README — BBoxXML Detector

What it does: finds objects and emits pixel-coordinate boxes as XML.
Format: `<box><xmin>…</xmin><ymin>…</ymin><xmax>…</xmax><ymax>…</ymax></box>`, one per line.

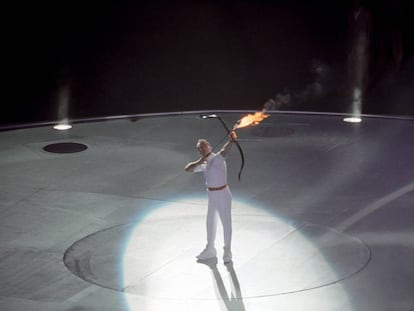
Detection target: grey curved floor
<box><xmin>1</xmin><ymin>112</ymin><xmax>413</xmax><ymax>311</ymax></box>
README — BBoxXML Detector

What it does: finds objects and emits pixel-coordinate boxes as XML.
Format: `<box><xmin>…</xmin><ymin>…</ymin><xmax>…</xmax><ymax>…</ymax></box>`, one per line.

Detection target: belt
<box><xmin>207</xmin><ymin>185</ymin><xmax>227</xmax><ymax>191</ymax></box>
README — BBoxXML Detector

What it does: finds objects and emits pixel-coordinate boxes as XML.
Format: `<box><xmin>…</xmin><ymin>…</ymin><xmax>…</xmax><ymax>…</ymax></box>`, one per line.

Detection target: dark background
<box><xmin>4</xmin><ymin>0</ymin><xmax>414</xmax><ymax>126</ymax></box>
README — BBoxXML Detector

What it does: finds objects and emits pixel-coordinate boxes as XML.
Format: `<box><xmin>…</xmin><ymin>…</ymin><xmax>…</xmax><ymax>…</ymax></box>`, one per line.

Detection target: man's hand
<box><xmin>230</xmin><ymin>131</ymin><xmax>238</xmax><ymax>141</ymax></box>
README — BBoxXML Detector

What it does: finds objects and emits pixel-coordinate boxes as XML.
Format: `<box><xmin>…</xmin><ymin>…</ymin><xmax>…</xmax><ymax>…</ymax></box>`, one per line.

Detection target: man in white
<box><xmin>184</xmin><ymin>132</ymin><xmax>236</xmax><ymax>263</ymax></box>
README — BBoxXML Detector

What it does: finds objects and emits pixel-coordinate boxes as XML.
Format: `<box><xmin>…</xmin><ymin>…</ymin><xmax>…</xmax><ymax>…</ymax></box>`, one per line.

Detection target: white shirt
<box><xmin>194</xmin><ymin>152</ymin><xmax>227</xmax><ymax>187</ymax></box>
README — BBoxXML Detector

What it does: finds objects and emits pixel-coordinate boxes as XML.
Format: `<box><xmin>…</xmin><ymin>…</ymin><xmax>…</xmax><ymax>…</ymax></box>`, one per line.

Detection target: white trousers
<box><xmin>206</xmin><ymin>187</ymin><xmax>232</xmax><ymax>250</ymax></box>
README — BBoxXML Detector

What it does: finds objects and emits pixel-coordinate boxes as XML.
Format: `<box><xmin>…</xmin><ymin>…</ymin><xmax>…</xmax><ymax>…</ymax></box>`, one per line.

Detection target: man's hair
<box><xmin>197</xmin><ymin>139</ymin><xmax>210</xmax><ymax>148</ymax></box>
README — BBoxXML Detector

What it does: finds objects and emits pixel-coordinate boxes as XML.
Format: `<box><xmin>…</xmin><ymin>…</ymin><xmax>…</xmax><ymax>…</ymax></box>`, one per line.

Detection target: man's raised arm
<box><xmin>219</xmin><ymin>131</ymin><xmax>237</xmax><ymax>158</ymax></box>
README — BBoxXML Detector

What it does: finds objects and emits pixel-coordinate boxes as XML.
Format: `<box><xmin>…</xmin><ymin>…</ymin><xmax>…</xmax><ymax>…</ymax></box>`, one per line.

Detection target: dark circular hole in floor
<box><xmin>251</xmin><ymin>125</ymin><xmax>295</xmax><ymax>137</ymax></box>
<box><xmin>43</xmin><ymin>142</ymin><xmax>88</xmax><ymax>154</ymax></box>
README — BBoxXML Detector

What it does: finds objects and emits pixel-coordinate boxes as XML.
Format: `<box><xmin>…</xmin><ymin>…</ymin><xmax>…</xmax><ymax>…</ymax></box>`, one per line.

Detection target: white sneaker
<box><xmin>223</xmin><ymin>248</ymin><xmax>232</xmax><ymax>263</ymax></box>
<box><xmin>196</xmin><ymin>247</ymin><xmax>217</xmax><ymax>260</ymax></box>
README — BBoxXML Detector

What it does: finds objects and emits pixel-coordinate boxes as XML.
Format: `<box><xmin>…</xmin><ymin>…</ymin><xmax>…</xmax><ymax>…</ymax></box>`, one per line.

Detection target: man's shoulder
<box><xmin>213</xmin><ymin>153</ymin><xmax>226</xmax><ymax>162</ymax></box>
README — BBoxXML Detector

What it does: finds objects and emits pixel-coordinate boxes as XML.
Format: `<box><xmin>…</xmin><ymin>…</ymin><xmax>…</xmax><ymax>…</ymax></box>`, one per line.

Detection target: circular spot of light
<box><xmin>63</xmin><ymin>197</ymin><xmax>370</xmax><ymax>310</ymax></box>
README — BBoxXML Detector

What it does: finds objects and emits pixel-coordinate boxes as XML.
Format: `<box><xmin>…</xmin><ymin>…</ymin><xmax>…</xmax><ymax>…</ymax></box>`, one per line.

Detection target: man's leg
<box><xmin>206</xmin><ymin>195</ymin><xmax>218</xmax><ymax>248</ymax></box>
<box><xmin>216</xmin><ymin>188</ymin><xmax>232</xmax><ymax>262</ymax></box>
<box><xmin>197</xmin><ymin>193</ymin><xmax>217</xmax><ymax>259</ymax></box>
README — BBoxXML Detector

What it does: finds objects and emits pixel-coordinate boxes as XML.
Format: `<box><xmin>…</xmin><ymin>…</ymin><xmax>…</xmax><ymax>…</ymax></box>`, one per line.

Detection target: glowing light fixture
<box><xmin>54</xmin><ymin>83</ymin><xmax>71</xmax><ymax>131</ymax></box>
<box><xmin>344</xmin><ymin>87</ymin><xmax>363</xmax><ymax>123</ymax></box>
<box><xmin>343</xmin><ymin>117</ymin><xmax>362</xmax><ymax>123</ymax></box>
<box><xmin>53</xmin><ymin>119</ymin><xmax>72</xmax><ymax>130</ymax></box>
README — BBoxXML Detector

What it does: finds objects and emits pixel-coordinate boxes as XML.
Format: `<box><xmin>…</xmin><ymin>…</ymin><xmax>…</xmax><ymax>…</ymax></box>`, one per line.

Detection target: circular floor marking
<box><xmin>43</xmin><ymin>142</ymin><xmax>88</xmax><ymax>154</ymax></box>
<box><xmin>64</xmin><ymin>206</ymin><xmax>370</xmax><ymax>300</ymax></box>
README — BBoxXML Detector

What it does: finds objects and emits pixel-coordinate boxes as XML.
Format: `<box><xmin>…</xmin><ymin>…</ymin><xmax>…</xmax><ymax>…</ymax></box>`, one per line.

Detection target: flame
<box><xmin>234</xmin><ymin>111</ymin><xmax>269</xmax><ymax>129</ymax></box>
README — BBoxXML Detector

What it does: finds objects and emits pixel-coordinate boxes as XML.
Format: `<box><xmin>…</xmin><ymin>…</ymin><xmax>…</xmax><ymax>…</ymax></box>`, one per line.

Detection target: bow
<box><xmin>201</xmin><ymin>114</ymin><xmax>245</xmax><ymax>182</ymax></box>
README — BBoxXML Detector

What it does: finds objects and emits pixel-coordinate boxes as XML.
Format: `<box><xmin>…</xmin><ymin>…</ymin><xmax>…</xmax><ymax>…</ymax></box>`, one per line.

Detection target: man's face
<box><xmin>197</xmin><ymin>141</ymin><xmax>211</xmax><ymax>157</ymax></box>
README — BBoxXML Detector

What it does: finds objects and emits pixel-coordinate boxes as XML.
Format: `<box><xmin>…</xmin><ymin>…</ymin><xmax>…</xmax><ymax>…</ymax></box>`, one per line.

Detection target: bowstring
<box><xmin>211</xmin><ymin>132</ymin><xmax>229</xmax><ymax>153</ymax></box>
<box><xmin>198</xmin><ymin>117</ymin><xmax>229</xmax><ymax>153</ymax></box>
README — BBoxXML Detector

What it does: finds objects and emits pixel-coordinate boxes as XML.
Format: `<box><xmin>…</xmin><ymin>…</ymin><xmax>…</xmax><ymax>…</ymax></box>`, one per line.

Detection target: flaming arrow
<box><xmin>201</xmin><ymin>114</ymin><xmax>245</xmax><ymax>181</ymax></box>
<box><xmin>201</xmin><ymin>111</ymin><xmax>269</xmax><ymax>181</ymax></box>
